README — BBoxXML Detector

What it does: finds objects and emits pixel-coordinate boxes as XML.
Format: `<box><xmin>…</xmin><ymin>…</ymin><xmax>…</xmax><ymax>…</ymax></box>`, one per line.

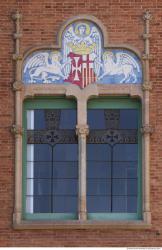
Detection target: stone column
<box><xmin>142</xmin><ymin>10</ymin><xmax>153</xmax><ymax>224</ymax></box>
<box><xmin>76</xmin><ymin>125</ymin><xmax>89</xmax><ymax>220</ymax></box>
<box><xmin>12</xmin><ymin>11</ymin><xmax>23</xmax><ymax>225</ymax></box>
<box><xmin>66</xmin><ymin>84</ymin><xmax>98</xmax><ymax>220</ymax></box>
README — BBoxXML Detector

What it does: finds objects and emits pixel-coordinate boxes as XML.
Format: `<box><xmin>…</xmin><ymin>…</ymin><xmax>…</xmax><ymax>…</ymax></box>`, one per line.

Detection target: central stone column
<box><xmin>76</xmin><ymin>125</ymin><xmax>89</xmax><ymax>220</ymax></box>
<box><xmin>66</xmin><ymin>84</ymin><xmax>98</xmax><ymax>220</ymax></box>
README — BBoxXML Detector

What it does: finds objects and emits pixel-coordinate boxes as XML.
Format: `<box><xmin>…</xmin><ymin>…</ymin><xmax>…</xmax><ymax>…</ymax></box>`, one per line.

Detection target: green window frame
<box><xmin>22</xmin><ymin>97</ymin><xmax>78</xmax><ymax>221</ymax></box>
<box><xmin>87</xmin><ymin>97</ymin><xmax>142</xmax><ymax>221</ymax></box>
<box><xmin>22</xmin><ymin>97</ymin><xmax>142</xmax><ymax>221</ymax></box>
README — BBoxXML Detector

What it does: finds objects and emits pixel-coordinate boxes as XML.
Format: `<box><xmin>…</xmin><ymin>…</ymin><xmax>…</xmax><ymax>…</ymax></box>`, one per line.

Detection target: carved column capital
<box><xmin>141</xmin><ymin>124</ymin><xmax>154</xmax><ymax>134</ymax></box>
<box><xmin>12</xmin><ymin>11</ymin><xmax>22</xmax><ymax>20</ymax></box>
<box><xmin>142</xmin><ymin>33</ymin><xmax>152</xmax><ymax>40</ymax></box>
<box><xmin>11</xmin><ymin>124</ymin><xmax>24</xmax><ymax>136</ymax></box>
<box><xmin>12</xmin><ymin>53</ymin><xmax>23</xmax><ymax>61</ymax></box>
<box><xmin>142</xmin><ymin>53</ymin><xmax>153</xmax><ymax>61</ymax></box>
<box><xmin>13</xmin><ymin>33</ymin><xmax>22</xmax><ymax>39</ymax></box>
<box><xmin>76</xmin><ymin>125</ymin><xmax>89</xmax><ymax>137</ymax></box>
<box><xmin>13</xmin><ymin>81</ymin><xmax>23</xmax><ymax>91</ymax></box>
<box><xmin>143</xmin><ymin>10</ymin><xmax>152</xmax><ymax>21</ymax></box>
<box><xmin>142</xmin><ymin>82</ymin><xmax>152</xmax><ymax>91</ymax></box>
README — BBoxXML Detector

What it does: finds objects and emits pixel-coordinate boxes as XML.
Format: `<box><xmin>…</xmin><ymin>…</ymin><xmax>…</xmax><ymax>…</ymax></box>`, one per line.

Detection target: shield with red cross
<box><xmin>66</xmin><ymin>52</ymin><xmax>97</xmax><ymax>88</ymax></box>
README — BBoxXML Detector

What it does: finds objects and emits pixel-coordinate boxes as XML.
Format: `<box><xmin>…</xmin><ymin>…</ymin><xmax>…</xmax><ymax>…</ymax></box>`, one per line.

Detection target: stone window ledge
<box><xmin>13</xmin><ymin>219</ymin><xmax>151</xmax><ymax>230</ymax></box>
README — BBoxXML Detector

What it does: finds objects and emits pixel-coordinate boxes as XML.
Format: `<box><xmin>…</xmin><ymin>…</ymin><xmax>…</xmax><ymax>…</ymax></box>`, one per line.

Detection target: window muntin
<box><xmin>87</xmin><ymin>102</ymin><xmax>141</xmax><ymax>219</ymax></box>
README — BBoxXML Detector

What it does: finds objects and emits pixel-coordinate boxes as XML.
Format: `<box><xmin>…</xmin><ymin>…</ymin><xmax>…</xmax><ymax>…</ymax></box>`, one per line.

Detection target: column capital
<box><xmin>141</xmin><ymin>124</ymin><xmax>154</xmax><ymax>134</ymax></box>
<box><xmin>12</xmin><ymin>53</ymin><xmax>23</xmax><ymax>61</ymax></box>
<box><xmin>142</xmin><ymin>82</ymin><xmax>152</xmax><ymax>91</ymax></box>
<box><xmin>13</xmin><ymin>33</ymin><xmax>22</xmax><ymax>39</ymax></box>
<box><xmin>143</xmin><ymin>10</ymin><xmax>152</xmax><ymax>21</ymax></box>
<box><xmin>12</xmin><ymin>11</ymin><xmax>22</xmax><ymax>21</ymax></box>
<box><xmin>142</xmin><ymin>53</ymin><xmax>153</xmax><ymax>61</ymax></box>
<box><xmin>76</xmin><ymin>125</ymin><xmax>89</xmax><ymax>136</ymax></box>
<box><xmin>13</xmin><ymin>81</ymin><xmax>23</xmax><ymax>91</ymax></box>
<box><xmin>11</xmin><ymin>124</ymin><xmax>24</xmax><ymax>136</ymax></box>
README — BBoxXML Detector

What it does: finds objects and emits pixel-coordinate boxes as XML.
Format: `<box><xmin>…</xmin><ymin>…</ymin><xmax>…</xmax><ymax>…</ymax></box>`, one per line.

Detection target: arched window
<box><xmin>12</xmin><ymin>14</ymin><xmax>152</xmax><ymax>229</ymax></box>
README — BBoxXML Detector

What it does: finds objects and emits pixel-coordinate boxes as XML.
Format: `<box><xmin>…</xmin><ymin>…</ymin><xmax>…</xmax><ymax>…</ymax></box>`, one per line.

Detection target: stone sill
<box><xmin>13</xmin><ymin>220</ymin><xmax>152</xmax><ymax>230</ymax></box>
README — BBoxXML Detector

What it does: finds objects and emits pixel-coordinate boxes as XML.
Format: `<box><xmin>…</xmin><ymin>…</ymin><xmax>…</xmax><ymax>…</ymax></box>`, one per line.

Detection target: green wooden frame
<box><xmin>22</xmin><ymin>97</ymin><xmax>77</xmax><ymax>220</ymax></box>
<box><xmin>22</xmin><ymin>97</ymin><xmax>142</xmax><ymax>221</ymax></box>
<box><xmin>87</xmin><ymin>97</ymin><xmax>142</xmax><ymax>220</ymax></box>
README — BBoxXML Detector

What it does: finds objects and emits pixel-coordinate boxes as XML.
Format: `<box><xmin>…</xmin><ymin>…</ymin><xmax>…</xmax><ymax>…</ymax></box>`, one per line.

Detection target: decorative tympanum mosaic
<box><xmin>23</xmin><ymin>21</ymin><xmax>142</xmax><ymax>88</ymax></box>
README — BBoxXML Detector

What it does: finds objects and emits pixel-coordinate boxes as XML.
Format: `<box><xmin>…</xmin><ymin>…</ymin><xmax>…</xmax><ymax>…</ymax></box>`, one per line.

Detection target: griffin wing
<box><xmin>116</xmin><ymin>52</ymin><xmax>140</xmax><ymax>72</ymax></box>
<box><xmin>89</xmin><ymin>26</ymin><xmax>102</xmax><ymax>77</ymax></box>
<box><xmin>24</xmin><ymin>52</ymin><xmax>49</xmax><ymax>73</ymax></box>
<box><xmin>62</xmin><ymin>26</ymin><xmax>77</xmax><ymax>77</ymax></box>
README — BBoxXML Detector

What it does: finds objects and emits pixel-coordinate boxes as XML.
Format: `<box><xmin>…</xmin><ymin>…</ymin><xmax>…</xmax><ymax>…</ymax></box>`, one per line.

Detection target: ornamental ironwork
<box><xmin>87</xmin><ymin>110</ymin><xmax>138</xmax><ymax>146</ymax></box>
<box><xmin>27</xmin><ymin>110</ymin><xmax>77</xmax><ymax>146</ymax></box>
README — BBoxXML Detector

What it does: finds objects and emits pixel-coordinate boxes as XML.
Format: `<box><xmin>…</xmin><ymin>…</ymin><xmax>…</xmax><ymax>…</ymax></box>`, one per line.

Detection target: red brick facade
<box><xmin>0</xmin><ymin>0</ymin><xmax>162</xmax><ymax>246</ymax></box>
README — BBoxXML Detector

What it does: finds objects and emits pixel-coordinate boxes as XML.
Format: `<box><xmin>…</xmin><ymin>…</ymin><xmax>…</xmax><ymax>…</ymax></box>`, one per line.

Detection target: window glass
<box><xmin>87</xmin><ymin>109</ymin><xmax>139</xmax><ymax>213</ymax></box>
<box><xmin>26</xmin><ymin>109</ymin><xmax>77</xmax><ymax>214</ymax></box>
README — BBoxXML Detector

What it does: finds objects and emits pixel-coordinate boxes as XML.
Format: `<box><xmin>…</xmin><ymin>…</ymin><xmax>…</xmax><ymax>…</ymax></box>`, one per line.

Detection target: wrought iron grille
<box><xmin>87</xmin><ymin>109</ymin><xmax>138</xmax><ymax>146</ymax></box>
<box><xmin>27</xmin><ymin>110</ymin><xmax>77</xmax><ymax>146</ymax></box>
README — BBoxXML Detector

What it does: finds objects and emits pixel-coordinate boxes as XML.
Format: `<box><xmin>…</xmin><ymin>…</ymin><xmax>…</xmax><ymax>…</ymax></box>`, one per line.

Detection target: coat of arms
<box><xmin>62</xmin><ymin>22</ymin><xmax>102</xmax><ymax>88</ymax></box>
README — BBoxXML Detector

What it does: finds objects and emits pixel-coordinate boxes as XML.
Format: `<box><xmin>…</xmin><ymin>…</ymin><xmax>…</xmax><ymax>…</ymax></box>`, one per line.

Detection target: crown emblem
<box><xmin>68</xmin><ymin>41</ymin><xmax>96</xmax><ymax>55</ymax></box>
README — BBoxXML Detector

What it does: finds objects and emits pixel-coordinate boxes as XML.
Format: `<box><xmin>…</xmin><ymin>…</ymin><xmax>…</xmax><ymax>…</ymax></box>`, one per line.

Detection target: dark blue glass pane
<box><xmin>34</xmin><ymin>179</ymin><xmax>51</xmax><ymax>195</ymax></box>
<box><xmin>53</xmin><ymin>196</ymin><xmax>77</xmax><ymax>213</ymax></box>
<box><xmin>34</xmin><ymin>196</ymin><xmax>51</xmax><ymax>213</ymax></box>
<box><xmin>113</xmin><ymin>179</ymin><xmax>137</xmax><ymax>196</ymax></box>
<box><xmin>113</xmin><ymin>179</ymin><xmax>127</xmax><ymax>196</ymax></box>
<box><xmin>34</xmin><ymin>109</ymin><xmax>76</xmax><ymax>130</ymax></box>
<box><xmin>33</xmin><ymin>162</ymin><xmax>52</xmax><ymax>178</ymax></box>
<box><xmin>88</xmin><ymin>110</ymin><xmax>105</xmax><ymax>129</ymax></box>
<box><xmin>53</xmin><ymin>144</ymin><xmax>78</xmax><ymax>161</ymax></box>
<box><xmin>34</xmin><ymin>110</ymin><xmax>46</xmax><ymax>129</ymax></box>
<box><xmin>87</xmin><ymin>179</ymin><xmax>111</xmax><ymax>195</ymax></box>
<box><xmin>53</xmin><ymin>179</ymin><xmax>78</xmax><ymax>195</ymax></box>
<box><xmin>114</xmin><ymin>144</ymin><xmax>138</xmax><ymax>161</ymax></box>
<box><xmin>112</xmin><ymin>196</ymin><xmax>137</xmax><ymax>213</ymax></box>
<box><xmin>53</xmin><ymin>162</ymin><xmax>78</xmax><ymax>178</ymax></box>
<box><xmin>87</xmin><ymin>162</ymin><xmax>111</xmax><ymax>178</ymax></box>
<box><xmin>112</xmin><ymin>196</ymin><xmax>127</xmax><ymax>212</ymax></box>
<box><xmin>34</xmin><ymin>144</ymin><xmax>52</xmax><ymax>161</ymax></box>
<box><xmin>113</xmin><ymin>162</ymin><xmax>137</xmax><ymax>178</ymax></box>
<box><xmin>87</xmin><ymin>144</ymin><xmax>111</xmax><ymax>161</ymax></box>
<box><xmin>59</xmin><ymin>110</ymin><xmax>76</xmax><ymax>129</ymax></box>
<box><xmin>87</xmin><ymin>196</ymin><xmax>111</xmax><ymax>212</ymax></box>
<box><xmin>119</xmin><ymin>109</ymin><xmax>138</xmax><ymax>129</ymax></box>
<box><xmin>127</xmin><ymin>179</ymin><xmax>137</xmax><ymax>195</ymax></box>
<box><xmin>127</xmin><ymin>197</ymin><xmax>137</xmax><ymax>212</ymax></box>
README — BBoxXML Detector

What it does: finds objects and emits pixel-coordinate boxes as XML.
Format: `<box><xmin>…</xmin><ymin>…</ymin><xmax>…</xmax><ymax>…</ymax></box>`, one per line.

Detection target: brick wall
<box><xmin>0</xmin><ymin>0</ymin><xmax>162</xmax><ymax>246</ymax></box>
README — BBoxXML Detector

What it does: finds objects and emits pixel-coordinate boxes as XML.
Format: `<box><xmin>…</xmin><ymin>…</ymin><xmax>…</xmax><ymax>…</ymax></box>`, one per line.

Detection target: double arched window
<box><xmin>12</xmin><ymin>15</ymin><xmax>151</xmax><ymax>229</ymax></box>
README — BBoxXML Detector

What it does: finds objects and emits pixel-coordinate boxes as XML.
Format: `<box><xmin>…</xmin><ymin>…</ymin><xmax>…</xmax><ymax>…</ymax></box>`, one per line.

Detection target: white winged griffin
<box><xmin>98</xmin><ymin>51</ymin><xmax>140</xmax><ymax>83</ymax></box>
<box><xmin>23</xmin><ymin>51</ymin><xmax>71</xmax><ymax>83</ymax></box>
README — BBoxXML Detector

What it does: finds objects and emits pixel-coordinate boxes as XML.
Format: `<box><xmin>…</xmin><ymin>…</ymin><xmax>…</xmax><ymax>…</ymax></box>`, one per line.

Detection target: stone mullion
<box><xmin>66</xmin><ymin>84</ymin><xmax>98</xmax><ymax>220</ymax></box>
<box><xmin>76</xmin><ymin>125</ymin><xmax>89</xmax><ymax>220</ymax></box>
